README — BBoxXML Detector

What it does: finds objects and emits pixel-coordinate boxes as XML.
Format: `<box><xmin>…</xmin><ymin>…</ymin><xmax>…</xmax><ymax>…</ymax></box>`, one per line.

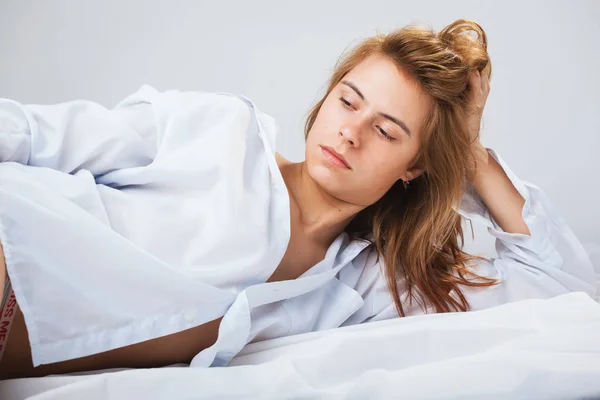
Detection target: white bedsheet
<box><xmin>1</xmin><ymin>291</ymin><xmax>599</xmax><ymax>400</ymax></box>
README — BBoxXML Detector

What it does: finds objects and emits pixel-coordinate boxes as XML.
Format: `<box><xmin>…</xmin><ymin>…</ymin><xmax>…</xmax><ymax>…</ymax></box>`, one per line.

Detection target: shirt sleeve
<box><xmin>458</xmin><ymin>147</ymin><xmax>596</xmax><ymax>303</ymax></box>
<box><xmin>0</xmin><ymin>84</ymin><xmax>161</xmax><ymax>178</ymax></box>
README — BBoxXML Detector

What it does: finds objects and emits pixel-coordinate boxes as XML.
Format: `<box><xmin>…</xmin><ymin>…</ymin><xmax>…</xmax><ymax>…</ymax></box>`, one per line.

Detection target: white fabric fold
<box><xmin>1</xmin><ymin>293</ymin><xmax>599</xmax><ymax>400</ymax></box>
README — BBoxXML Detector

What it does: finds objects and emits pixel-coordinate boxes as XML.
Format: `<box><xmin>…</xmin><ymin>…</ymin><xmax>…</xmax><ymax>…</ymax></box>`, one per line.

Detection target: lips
<box><xmin>320</xmin><ymin>145</ymin><xmax>351</xmax><ymax>169</ymax></box>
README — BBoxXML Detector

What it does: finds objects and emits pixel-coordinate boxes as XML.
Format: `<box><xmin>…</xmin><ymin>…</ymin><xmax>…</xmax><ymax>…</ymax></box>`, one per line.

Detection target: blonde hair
<box><xmin>304</xmin><ymin>19</ymin><xmax>498</xmax><ymax>316</ymax></box>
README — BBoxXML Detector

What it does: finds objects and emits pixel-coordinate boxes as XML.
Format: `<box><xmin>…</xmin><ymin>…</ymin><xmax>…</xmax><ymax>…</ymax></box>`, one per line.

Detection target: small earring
<box><xmin>403</xmin><ymin>179</ymin><xmax>410</xmax><ymax>190</ymax></box>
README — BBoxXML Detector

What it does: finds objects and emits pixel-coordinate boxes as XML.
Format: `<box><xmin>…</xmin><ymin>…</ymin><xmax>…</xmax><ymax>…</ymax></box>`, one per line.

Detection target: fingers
<box><xmin>469</xmin><ymin>69</ymin><xmax>490</xmax><ymax>101</ymax></box>
<box><xmin>478</xmin><ymin>69</ymin><xmax>490</xmax><ymax>95</ymax></box>
<box><xmin>469</xmin><ymin>70</ymin><xmax>481</xmax><ymax>92</ymax></box>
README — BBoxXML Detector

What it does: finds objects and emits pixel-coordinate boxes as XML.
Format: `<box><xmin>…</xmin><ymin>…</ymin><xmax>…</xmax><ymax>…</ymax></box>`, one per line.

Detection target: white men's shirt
<box><xmin>0</xmin><ymin>85</ymin><xmax>595</xmax><ymax>368</ymax></box>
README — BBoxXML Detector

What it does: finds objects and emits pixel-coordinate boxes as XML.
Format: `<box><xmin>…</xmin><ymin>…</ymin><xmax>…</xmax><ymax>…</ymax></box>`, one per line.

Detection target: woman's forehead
<box><xmin>343</xmin><ymin>55</ymin><xmax>426</xmax><ymax>100</ymax></box>
<box><xmin>340</xmin><ymin>55</ymin><xmax>431</xmax><ymax>134</ymax></box>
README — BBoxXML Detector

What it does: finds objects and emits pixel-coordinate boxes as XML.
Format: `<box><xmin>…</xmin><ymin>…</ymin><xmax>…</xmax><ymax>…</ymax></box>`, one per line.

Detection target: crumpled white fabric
<box><xmin>0</xmin><ymin>292</ymin><xmax>598</xmax><ymax>400</ymax></box>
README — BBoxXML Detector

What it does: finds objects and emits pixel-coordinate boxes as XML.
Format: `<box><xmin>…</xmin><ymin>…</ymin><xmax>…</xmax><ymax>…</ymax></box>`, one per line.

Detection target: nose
<box><xmin>339</xmin><ymin>119</ymin><xmax>361</xmax><ymax>147</ymax></box>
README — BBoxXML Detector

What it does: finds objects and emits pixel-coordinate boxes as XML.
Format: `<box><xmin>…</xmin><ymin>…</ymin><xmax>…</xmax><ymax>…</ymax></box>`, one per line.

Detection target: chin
<box><xmin>306</xmin><ymin>158</ymin><xmax>349</xmax><ymax>198</ymax></box>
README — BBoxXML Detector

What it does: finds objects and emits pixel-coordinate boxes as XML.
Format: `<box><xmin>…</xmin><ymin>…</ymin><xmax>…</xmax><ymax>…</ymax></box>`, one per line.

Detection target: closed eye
<box><xmin>339</xmin><ymin>97</ymin><xmax>353</xmax><ymax>108</ymax></box>
<box><xmin>340</xmin><ymin>97</ymin><xmax>395</xmax><ymax>142</ymax></box>
<box><xmin>376</xmin><ymin>126</ymin><xmax>394</xmax><ymax>141</ymax></box>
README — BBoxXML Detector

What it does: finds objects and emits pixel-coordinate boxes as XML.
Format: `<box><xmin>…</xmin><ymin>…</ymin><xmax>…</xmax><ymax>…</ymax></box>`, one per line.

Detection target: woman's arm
<box><xmin>459</xmin><ymin>145</ymin><xmax>596</xmax><ymax>297</ymax></box>
<box><xmin>468</xmin><ymin>143</ymin><xmax>531</xmax><ymax>236</ymax></box>
<box><xmin>464</xmin><ymin>71</ymin><xmax>530</xmax><ymax>237</ymax></box>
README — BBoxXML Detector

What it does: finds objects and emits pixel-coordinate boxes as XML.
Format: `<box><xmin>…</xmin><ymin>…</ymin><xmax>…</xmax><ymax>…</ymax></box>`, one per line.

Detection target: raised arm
<box><xmin>462</xmin><ymin>70</ymin><xmax>531</xmax><ymax>236</ymax></box>
<box><xmin>457</xmin><ymin>70</ymin><xmax>595</xmax><ymax>301</ymax></box>
<box><xmin>468</xmin><ymin>143</ymin><xmax>530</xmax><ymax>236</ymax></box>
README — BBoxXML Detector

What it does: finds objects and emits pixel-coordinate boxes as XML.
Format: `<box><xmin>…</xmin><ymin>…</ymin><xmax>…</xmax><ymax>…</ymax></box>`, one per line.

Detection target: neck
<box><xmin>282</xmin><ymin>161</ymin><xmax>364</xmax><ymax>247</ymax></box>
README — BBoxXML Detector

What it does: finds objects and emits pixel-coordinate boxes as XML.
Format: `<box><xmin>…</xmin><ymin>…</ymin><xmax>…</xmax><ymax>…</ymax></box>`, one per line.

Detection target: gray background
<box><xmin>1</xmin><ymin>0</ymin><xmax>598</xmax><ymax>256</ymax></box>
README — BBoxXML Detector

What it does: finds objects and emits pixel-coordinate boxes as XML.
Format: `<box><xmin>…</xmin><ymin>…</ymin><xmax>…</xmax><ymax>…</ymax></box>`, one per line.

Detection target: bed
<box><xmin>1</xmin><ymin>242</ymin><xmax>599</xmax><ymax>400</ymax></box>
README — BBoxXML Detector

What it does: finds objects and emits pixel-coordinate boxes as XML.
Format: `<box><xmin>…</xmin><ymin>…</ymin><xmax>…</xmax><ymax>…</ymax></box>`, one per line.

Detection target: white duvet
<box><xmin>1</xmin><ymin>291</ymin><xmax>599</xmax><ymax>400</ymax></box>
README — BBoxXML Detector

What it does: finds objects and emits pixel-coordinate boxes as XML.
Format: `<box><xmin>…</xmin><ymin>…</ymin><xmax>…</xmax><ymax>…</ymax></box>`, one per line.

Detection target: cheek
<box><xmin>311</xmin><ymin>100</ymin><xmax>341</xmax><ymax>133</ymax></box>
<box><xmin>360</xmin><ymin>162</ymin><xmax>398</xmax><ymax>189</ymax></box>
<box><xmin>306</xmin><ymin>105</ymin><xmax>337</xmax><ymax>149</ymax></box>
<box><xmin>358</xmin><ymin>149</ymin><xmax>406</xmax><ymax>187</ymax></box>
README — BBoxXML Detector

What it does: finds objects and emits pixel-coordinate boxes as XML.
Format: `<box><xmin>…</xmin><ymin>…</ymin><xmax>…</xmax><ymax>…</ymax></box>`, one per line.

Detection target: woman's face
<box><xmin>305</xmin><ymin>54</ymin><xmax>432</xmax><ymax>207</ymax></box>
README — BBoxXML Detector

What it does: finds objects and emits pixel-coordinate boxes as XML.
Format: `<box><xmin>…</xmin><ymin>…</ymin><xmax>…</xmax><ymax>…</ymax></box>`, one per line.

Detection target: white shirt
<box><xmin>0</xmin><ymin>85</ymin><xmax>596</xmax><ymax>368</ymax></box>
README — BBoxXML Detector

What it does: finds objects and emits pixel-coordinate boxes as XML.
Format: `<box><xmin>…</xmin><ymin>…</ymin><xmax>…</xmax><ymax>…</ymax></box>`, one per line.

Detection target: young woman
<box><xmin>0</xmin><ymin>19</ymin><xmax>595</xmax><ymax>379</ymax></box>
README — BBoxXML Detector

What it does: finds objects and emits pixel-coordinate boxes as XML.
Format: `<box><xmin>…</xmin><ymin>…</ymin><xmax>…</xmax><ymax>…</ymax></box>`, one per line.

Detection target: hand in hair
<box><xmin>464</xmin><ymin>70</ymin><xmax>531</xmax><ymax>236</ymax></box>
<box><xmin>466</xmin><ymin>68</ymin><xmax>491</xmax><ymax>148</ymax></box>
<box><xmin>465</xmin><ymin>67</ymin><xmax>491</xmax><ymax>182</ymax></box>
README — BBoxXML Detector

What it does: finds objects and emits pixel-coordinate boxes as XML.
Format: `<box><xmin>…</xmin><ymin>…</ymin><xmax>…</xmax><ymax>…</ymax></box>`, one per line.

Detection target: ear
<box><xmin>400</xmin><ymin>165</ymin><xmax>426</xmax><ymax>182</ymax></box>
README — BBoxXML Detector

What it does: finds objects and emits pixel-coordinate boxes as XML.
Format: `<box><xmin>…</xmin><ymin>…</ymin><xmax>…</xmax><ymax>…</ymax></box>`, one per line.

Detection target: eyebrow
<box><xmin>341</xmin><ymin>80</ymin><xmax>412</xmax><ymax>138</ymax></box>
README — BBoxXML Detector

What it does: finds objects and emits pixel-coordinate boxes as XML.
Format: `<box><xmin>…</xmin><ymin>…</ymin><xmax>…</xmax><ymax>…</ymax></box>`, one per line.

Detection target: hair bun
<box><xmin>439</xmin><ymin>19</ymin><xmax>491</xmax><ymax>78</ymax></box>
